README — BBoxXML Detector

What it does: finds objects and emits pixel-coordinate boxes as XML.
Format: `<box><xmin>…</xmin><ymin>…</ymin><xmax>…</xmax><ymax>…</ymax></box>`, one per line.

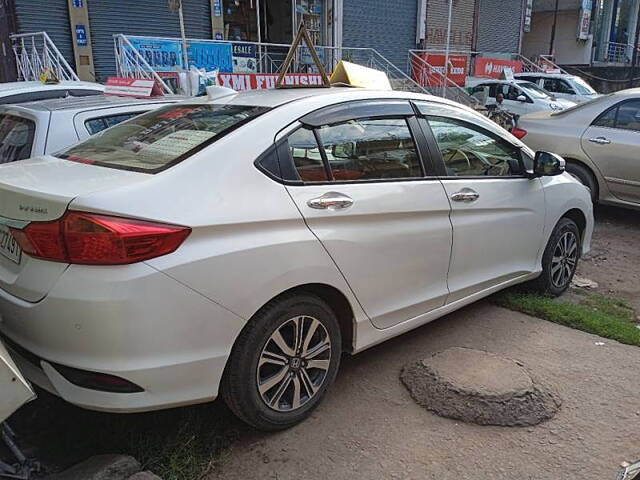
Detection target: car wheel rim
<box><xmin>257</xmin><ymin>316</ymin><xmax>331</xmax><ymax>413</ymax></box>
<box><xmin>551</xmin><ymin>231</ymin><xmax>578</xmax><ymax>289</ymax></box>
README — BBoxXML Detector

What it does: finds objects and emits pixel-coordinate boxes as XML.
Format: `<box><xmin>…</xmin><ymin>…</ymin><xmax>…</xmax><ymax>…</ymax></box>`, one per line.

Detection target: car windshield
<box><xmin>518</xmin><ymin>82</ymin><xmax>552</xmax><ymax>99</ymax></box>
<box><xmin>550</xmin><ymin>93</ymin><xmax>614</xmax><ymax>116</ymax></box>
<box><xmin>569</xmin><ymin>76</ymin><xmax>597</xmax><ymax>95</ymax></box>
<box><xmin>0</xmin><ymin>114</ymin><xmax>36</xmax><ymax>164</ymax></box>
<box><xmin>57</xmin><ymin>104</ymin><xmax>269</xmax><ymax>173</ymax></box>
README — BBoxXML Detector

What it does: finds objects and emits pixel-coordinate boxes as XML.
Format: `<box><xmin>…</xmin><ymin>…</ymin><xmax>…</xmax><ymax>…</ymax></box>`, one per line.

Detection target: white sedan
<box><xmin>468</xmin><ymin>79</ymin><xmax>576</xmax><ymax>115</ymax></box>
<box><xmin>0</xmin><ymin>87</ymin><xmax>593</xmax><ymax>430</ymax></box>
<box><xmin>0</xmin><ymin>81</ymin><xmax>104</xmax><ymax>104</ymax></box>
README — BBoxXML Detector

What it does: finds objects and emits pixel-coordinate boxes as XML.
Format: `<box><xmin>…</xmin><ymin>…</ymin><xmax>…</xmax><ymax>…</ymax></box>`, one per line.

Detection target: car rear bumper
<box><xmin>0</xmin><ymin>262</ymin><xmax>246</xmax><ymax>412</ymax></box>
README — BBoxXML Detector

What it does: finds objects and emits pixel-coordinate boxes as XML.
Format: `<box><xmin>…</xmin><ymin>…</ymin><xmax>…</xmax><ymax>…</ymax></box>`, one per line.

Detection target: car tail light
<box><xmin>511</xmin><ymin>127</ymin><xmax>527</xmax><ymax>139</ymax></box>
<box><xmin>10</xmin><ymin>211</ymin><xmax>190</xmax><ymax>265</ymax></box>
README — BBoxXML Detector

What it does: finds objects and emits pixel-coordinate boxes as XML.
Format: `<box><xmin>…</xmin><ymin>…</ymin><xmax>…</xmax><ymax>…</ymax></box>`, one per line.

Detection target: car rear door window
<box><xmin>614</xmin><ymin>100</ymin><xmax>640</xmax><ymax>131</ymax></box>
<box><xmin>0</xmin><ymin>114</ymin><xmax>35</xmax><ymax>164</ymax></box>
<box><xmin>427</xmin><ymin>116</ymin><xmax>524</xmax><ymax>177</ymax></box>
<box><xmin>593</xmin><ymin>100</ymin><xmax>640</xmax><ymax>131</ymax></box>
<box><xmin>58</xmin><ymin>104</ymin><xmax>268</xmax><ymax>173</ymax></box>
<box><xmin>287</xmin><ymin>117</ymin><xmax>423</xmax><ymax>183</ymax></box>
<box><xmin>288</xmin><ymin>127</ymin><xmax>329</xmax><ymax>182</ymax></box>
<box><xmin>317</xmin><ymin>118</ymin><xmax>422</xmax><ymax>181</ymax></box>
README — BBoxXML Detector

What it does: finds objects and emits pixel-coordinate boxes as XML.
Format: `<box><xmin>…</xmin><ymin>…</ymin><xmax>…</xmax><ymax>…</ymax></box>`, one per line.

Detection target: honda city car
<box><xmin>0</xmin><ymin>87</ymin><xmax>592</xmax><ymax>430</ymax></box>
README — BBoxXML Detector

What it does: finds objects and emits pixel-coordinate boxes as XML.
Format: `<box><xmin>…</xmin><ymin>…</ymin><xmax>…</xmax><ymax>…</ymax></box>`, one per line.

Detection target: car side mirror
<box><xmin>516</xmin><ymin>95</ymin><xmax>527</xmax><ymax>102</ymax></box>
<box><xmin>533</xmin><ymin>151</ymin><xmax>565</xmax><ymax>177</ymax></box>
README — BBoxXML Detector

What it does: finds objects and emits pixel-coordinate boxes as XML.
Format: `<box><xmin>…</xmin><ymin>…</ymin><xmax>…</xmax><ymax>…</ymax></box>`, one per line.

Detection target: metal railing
<box><xmin>598</xmin><ymin>41</ymin><xmax>639</xmax><ymax>64</ymax></box>
<box><xmin>114</xmin><ymin>34</ymin><xmax>428</xmax><ymax>96</ymax></box>
<box><xmin>11</xmin><ymin>32</ymin><xmax>79</xmax><ymax>82</ymax></box>
<box><xmin>407</xmin><ymin>50</ymin><xmax>480</xmax><ymax>108</ymax></box>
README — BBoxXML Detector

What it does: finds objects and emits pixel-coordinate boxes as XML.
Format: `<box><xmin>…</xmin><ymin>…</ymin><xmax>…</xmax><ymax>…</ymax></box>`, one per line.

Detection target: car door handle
<box><xmin>450</xmin><ymin>189</ymin><xmax>480</xmax><ymax>203</ymax></box>
<box><xmin>307</xmin><ymin>192</ymin><xmax>354</xmax><ymax>210</ymax></box>
<box><xmin>588</xmin><ymin>136</ymin><xmax>611</xmax><ymax>145</ymax></box>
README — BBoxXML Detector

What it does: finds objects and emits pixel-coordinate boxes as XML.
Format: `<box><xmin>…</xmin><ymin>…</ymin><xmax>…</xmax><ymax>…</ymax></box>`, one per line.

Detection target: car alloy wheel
<box><xmin>257</xmin><ymin>315</ymin><xmax>331</xmax><ymax>412</ymax></box>
<box><xmin>550</xmin><ymin>231</ymin><xmax>578</xmax><ymax>289</ymax></box>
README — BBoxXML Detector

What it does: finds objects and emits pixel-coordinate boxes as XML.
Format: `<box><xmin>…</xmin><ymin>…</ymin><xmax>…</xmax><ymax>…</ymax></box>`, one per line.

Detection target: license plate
<box><xmin>0</xmin><ymin>226</ymin><xmax>22</xmax><ymax>264</ymax></box>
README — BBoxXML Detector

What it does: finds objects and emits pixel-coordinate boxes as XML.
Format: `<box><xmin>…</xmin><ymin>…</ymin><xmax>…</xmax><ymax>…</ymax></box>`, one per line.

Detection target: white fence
<box><xmin>11</xmin><ymin>32</ymin><xmax>79</xmax><ymax>82</ymax></box>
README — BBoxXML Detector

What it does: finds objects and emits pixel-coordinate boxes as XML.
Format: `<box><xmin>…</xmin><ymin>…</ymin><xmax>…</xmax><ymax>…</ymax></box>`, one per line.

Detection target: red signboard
<box><xmin>474</xmin><ymin>57</ymin><xmax>524</xmax><ymax>78</ymax></box>
<box><xmin>218</xmin><ymin>73</ymin><xmax>325</xmax><ymax>91</ymax></box>
<box><xmin>411</xmin><ymin>54</ymin><xmax>468</xmax><ymax>87</ymax></box>
<box><xmin>104</xmin><ymin>77</ymin><xmax>161</xmax><ymax>97</ymax></box>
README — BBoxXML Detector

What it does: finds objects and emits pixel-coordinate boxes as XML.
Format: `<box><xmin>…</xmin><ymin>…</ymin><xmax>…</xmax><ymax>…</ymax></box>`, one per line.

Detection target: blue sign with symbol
<box><xmin>73</xmin><ymin>0</ymin><xmax>83</xmax><ymax>7</ymax></box>
<box><xmin>213</xmin><ymin>0</ymin><xmax>222</xmax><ymax>16</ymax></box>
<box><xmin>75</xmin><ymin>25</ymin><xmax>87</xmax><ymax>46</ymax></box>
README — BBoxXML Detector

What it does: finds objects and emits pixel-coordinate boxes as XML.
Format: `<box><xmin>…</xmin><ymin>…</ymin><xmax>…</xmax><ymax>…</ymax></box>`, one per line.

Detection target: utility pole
<box><xmin>549</xmin><ymin>0</ymin><xmax>559</xmax><ymax>56</ymax></box>
<box><xmin>443</xmin><ymin>0</ymin><xmax>453</xmax><ymax>97</ymax></box>
<box><xmin>629</xmin><ymin>9</ymin><xmax>640</xmax><ymax>88</ymax></box>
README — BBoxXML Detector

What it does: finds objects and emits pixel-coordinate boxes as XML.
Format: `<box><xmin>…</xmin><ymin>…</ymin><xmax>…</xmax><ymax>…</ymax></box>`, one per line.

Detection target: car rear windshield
<box><xmin>0</xmin><ymin>114</ymin><xmax>36</xmax><ymax>164</ymax></box>
<box><xmin>57</xmin><ymin>104</ymin><xmax>269</xmax><ymax>173</ymax></box>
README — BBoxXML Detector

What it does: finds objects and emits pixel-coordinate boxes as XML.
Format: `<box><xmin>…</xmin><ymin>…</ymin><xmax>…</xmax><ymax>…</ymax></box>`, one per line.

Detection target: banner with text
<box><xmin>218</xmin><ymin>73</ymin><xmax>325</xmax><ymax>91</ymax></box>
<box><xmin>474</xmin><ymin>57</ymin><xmax>523</xmax><ymax>78</ymax></box>
<box><xmin>412</xmin><ymin>54</ymin><xmax>468</xmax><ymax>87</ymax></box>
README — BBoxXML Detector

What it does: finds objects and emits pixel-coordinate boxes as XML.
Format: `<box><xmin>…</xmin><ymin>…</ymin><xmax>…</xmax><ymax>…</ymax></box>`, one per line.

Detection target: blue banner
<box><xmin>187</xmin><ymin>41</ymin><xmax>233</xmax><ymax>72</ymax></box>
<box><xmin>126</xmin><ymin>38</ymin><xmax>234</xmax><ymax>73</ymax></box>
<box><xmin>127</xmin><ymin>38</ymin><xmax>182</xmax><ymax>72</ymax></box>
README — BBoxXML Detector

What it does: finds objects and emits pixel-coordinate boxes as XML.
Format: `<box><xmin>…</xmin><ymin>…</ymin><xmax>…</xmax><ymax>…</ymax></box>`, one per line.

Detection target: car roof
<box><xmin>2</xmin><ymin>94</ymin><xmax>188</xmax><ymax>113</ymax></box>
<box><xmin>514</xmin><ymin>72</ymin><xmax>579</xmax><ymax>79</ymax></box>
<box><xmin>187</xmin><ymin>86</ymin><xmax>460</xmax><ymax>109</ymax></box>
<box><xmin>0</xmin><ymin>80</ymin><xmax>104</xmax><ymax>95</ymax></box>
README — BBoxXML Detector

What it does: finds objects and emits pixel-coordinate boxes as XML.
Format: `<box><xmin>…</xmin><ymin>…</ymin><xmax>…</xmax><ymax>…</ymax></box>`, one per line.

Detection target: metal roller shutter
<box><xmin>15</xmin><ymin>0</ymin><xmax>75</xmax><ymax>70</ymax></box>
<box><xmin>342</xmin><ymin>0</ymin><xmax>417</xmax><ymax>72</ymax></box>
<box><xmin>88</xmin><ymin>0</ymin><xmax>212</xmax><ymax>81</ymax></box>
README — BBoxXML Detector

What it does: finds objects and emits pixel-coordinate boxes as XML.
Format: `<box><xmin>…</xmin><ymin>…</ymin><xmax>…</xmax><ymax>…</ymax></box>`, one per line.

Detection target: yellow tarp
<box><xmin>330</xmin><ymin>61</ymin><xmax>392</xmax><ymax>90</ymax></box>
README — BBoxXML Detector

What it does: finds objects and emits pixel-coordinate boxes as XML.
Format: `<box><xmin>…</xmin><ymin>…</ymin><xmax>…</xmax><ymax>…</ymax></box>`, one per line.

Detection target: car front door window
<box><xmin>427</xmin><ymin>116</ymin><xmax>524</xmax><ymax>177</ymax></box>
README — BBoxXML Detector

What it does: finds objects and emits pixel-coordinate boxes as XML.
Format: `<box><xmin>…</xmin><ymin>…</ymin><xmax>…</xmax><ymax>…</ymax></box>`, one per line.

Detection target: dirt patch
<box><xmin>212</xmin><ymin>302</ymin><xmax>640</xmax><ymax>480</ymax></box>
<box><xmin>401</xmin><ymin>347</ymin><xmax>560</xmax><ymax>426</ymax></box>
<box><xmin>577</xmin><ymin>205</ymin><xmax>640</xmax><ymax>313</ymax></box>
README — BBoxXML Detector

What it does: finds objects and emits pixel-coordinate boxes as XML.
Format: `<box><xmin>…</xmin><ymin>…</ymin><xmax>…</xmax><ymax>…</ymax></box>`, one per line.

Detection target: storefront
<box><xmin>212</xmin><ymin>0</ymin><xmax>332</xmax><ymax>46</ymax></box>
<box><xmin>9</xmin><ymin>0</ymin><xmax>337</xmax><ymax>81</ymax></box>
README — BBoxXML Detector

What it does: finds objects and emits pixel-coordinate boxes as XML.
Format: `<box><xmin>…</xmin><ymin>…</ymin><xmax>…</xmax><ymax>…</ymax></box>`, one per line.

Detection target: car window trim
<box><xmin>299</xmin><ymin>99</ymin><xmax>414</xmax><ymax>127</ymax></box>
<box><xmin>419</xmin><ymin>114</ymin><xmax>527</xmax><ymax>179</ymax></box>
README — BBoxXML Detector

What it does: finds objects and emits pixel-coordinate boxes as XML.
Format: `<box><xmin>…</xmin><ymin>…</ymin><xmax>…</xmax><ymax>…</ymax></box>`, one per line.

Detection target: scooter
<box><xmin>0</xmin><ymin>341</ymin><xmax>38</xmax><ymax>479</ymax></box>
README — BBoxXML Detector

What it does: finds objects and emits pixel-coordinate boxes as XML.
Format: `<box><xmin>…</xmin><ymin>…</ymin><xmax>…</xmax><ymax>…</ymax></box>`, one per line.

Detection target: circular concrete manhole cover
<box><xmin>400</xmin><ymin>347</ymin><xmax>561</xmax><ymax>426</ymax></box>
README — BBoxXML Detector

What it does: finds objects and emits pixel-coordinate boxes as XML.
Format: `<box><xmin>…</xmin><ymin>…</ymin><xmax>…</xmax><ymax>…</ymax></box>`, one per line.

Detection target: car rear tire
<box><xmin>222</xmin><ymin>293</ymin><xmax>341</xmax><ymax>431</ymax></box>
<box><xmin>566</xmin><ymin>162</ymin><xmax>597</xmax><ymax>203</ymax></box>
<box><xmin>528</xmin><ymin>217</ymin><xmax>581</xmax><ymax>297</ymax></box>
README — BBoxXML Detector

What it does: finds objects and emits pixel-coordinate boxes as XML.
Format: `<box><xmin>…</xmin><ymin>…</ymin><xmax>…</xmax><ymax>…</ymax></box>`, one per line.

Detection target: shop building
<box><xmin>522</xmin><ymin>0</ymin><xmax>640</xmax><ymax>67</ymax></box>
<box><xmin>1</xmin><ymin>0</ymin><xmax>340</xmax><ymax>82</ymax></box>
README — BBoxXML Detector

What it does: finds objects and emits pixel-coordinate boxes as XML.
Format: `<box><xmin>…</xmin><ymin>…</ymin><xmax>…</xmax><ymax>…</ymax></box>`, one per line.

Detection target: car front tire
<box><xmin>566</xmin><ymin>162</ymin><xmax>597</xmax><ymax>203</ymax></box>
<box><xmin>529</xmin><ymin>217</ymin><xmax>581</xmax><ymax>297</ymax></box>
<box><xmin>222</xmin><ymin>293</ymin><xmax>341</xmax><ymax>431</ymax></box>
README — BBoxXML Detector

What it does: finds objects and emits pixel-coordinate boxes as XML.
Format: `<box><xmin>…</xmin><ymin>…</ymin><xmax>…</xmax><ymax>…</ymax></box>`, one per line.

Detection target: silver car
<box><xmin>0</xmin><ymin>95</ymin><xmax>184</xmax><ymax>164</ymax></box>
<box><xmin>515</xmin><ymin>88</ymin><xmax>640</xmax><ymax>209</ymax></box>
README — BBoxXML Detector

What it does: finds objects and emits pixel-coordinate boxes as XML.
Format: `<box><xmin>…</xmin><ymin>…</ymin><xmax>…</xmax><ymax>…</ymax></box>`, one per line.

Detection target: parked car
<box><xmin>0</xmin><ymin>95</ymin><xmax>185</xmax><ymax>164</ymax></box>
<box><xmin>0</xmin><ymin>81</ymin><xmax>104</xmax><ymax>104</ymax></box>
<box><xmin>516</xmin><ymin>88</ymin><xmax>640</xmax><ymax>209</ymax></box>
<box><xmin>0</xmin><ymin>88</ymin><xmax>593</xmax><ymax>431</ymax></box>
<box><xmin>468</xmin><ymin>79</ymin><xmax>576</xmax><ymax>115</ymax></box>
<box><xmin>514</xmin><ymin>72</ymin><xmax>599</xmax><ymax>104</ymax></box>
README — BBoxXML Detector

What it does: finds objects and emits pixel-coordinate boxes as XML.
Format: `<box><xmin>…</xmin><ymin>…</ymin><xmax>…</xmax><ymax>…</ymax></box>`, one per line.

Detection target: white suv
<box><xmin>0</xmin><ymin>88</ymin><xmax>593</xmax><ymax>430</ymax></box>
<box><xmin>514</xmin><ymin>73</ymin><xmax>599</xmax><ymax>104</ymax></box>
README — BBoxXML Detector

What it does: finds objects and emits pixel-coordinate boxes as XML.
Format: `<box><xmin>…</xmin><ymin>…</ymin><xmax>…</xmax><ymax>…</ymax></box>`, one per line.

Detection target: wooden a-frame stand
<box><xmin>275</xmin><ymin>23</ymin><xmax>331</xmax><ymax>89</ymax></box>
